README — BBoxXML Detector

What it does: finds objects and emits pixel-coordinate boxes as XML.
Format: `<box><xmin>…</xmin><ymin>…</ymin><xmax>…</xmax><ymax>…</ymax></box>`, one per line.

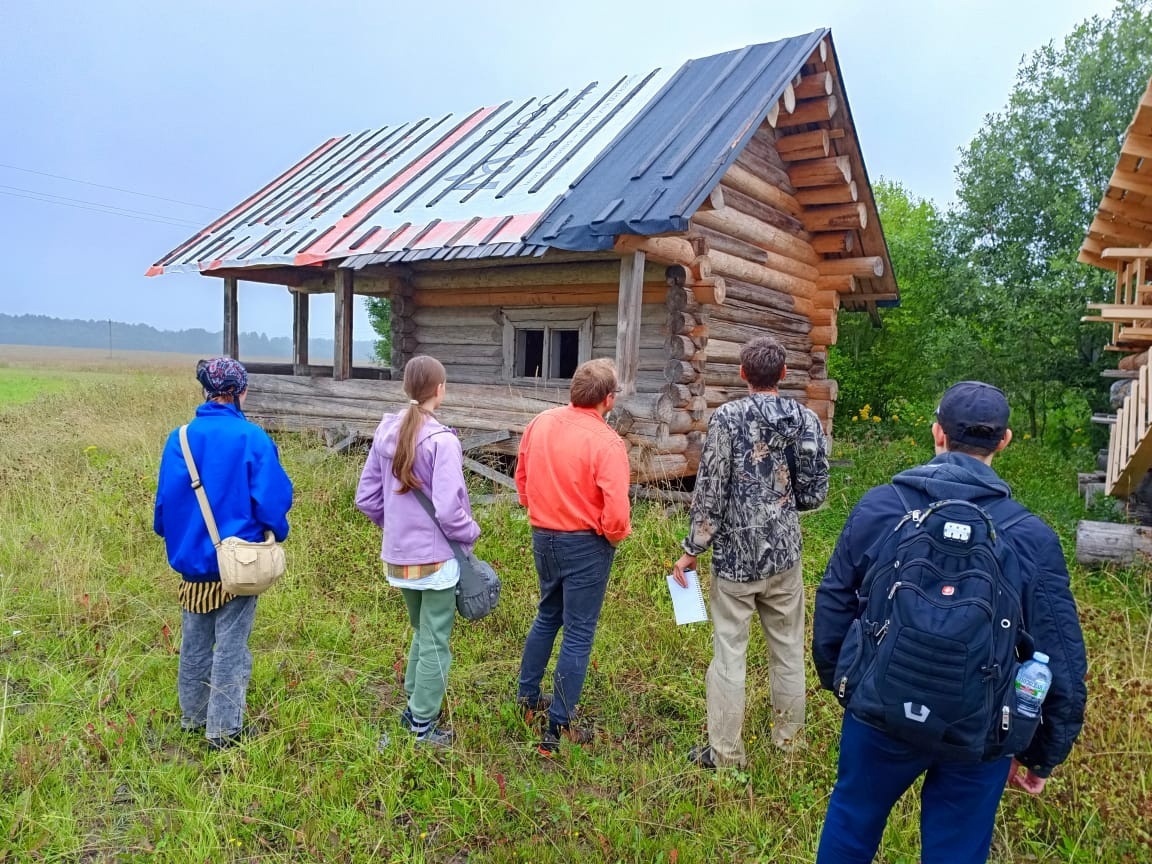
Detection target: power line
<box><xmin>0</xmin><ymin>183</ymin><xmax>205</xmax><ymax>226</ymax></box>
<box><xmin>0</xmin><ymin>162</ymin><xmax>223</xmax><ymax>210</ymax></box>
<box><xmin>0</xmin><ymin>188</ymin><xmax>204</xmax><ymax>229</ymax></box>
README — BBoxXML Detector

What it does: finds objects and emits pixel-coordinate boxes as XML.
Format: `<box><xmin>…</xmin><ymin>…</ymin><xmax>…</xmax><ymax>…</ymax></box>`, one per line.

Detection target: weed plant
<box><xmin>0</xmin><ymin>369</ymin><xmax>1149</xmax><ymax>862</ymax></box>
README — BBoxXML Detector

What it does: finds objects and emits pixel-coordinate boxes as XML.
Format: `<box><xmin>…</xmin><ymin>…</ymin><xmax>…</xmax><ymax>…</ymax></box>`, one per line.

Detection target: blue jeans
<box><xmin>178</xmin><ymin>595</ymin><xmax>257</xmax><ymax>740</ymax></box>
<box><xmin>816</xmin><ymin>712</ymin><xmax>1013</xmax><ymax>864</ymax></box>
<box><xmin>517</xmin><ymin>529</ymin><xmax>615</xmax><ymax>727</ymax></box>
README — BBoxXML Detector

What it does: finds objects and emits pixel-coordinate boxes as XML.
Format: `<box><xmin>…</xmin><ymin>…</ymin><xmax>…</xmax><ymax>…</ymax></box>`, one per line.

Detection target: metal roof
<box><xmin>149</xmin><ymin>31</ymin><xmax>829</xmax><ymax>275</ymax></box>
<box><xmin>148</xmin><ymin>70</ymin><xmax>673</xmax><ymax>275</ymax></box>
<box><xmin>526</xmin><ymin>31</ymin><xmax>826</xmax><ymax>250</ymax></box>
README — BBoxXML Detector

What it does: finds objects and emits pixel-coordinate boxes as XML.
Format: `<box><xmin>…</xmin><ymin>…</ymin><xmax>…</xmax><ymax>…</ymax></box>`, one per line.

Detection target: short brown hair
<box><xmin>570</xmin><ymin>358</ymin><xmax>617</xmax><ymax>408</ymax></box>
<box><xmin>739</xmin><ymin>337</ymin><xmax>786</xmax><ymax>389</ymax></box>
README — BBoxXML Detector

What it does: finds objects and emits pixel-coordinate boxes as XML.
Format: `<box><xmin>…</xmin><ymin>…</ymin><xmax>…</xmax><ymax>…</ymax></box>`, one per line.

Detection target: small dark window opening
<box><xmin>551</xmin><ymin>329</ymin><xmax>579</xmax><ymax>378</ymax></box>
<box><xmin>515</xmin><ymin>328</ymin><xmax>545</xmax><ymax>377</ymax></box>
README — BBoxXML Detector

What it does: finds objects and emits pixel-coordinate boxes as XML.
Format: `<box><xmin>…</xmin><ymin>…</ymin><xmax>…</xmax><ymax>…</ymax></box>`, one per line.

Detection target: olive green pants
<box><xmin>400</xmin><ymin>586</ymin><xmax>456</xmax><ymax>721</ymax></box>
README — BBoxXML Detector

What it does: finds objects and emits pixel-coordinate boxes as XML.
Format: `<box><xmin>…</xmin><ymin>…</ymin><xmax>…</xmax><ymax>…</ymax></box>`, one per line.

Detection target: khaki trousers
<box><xmin>705</xmin><ymin>561</ymin><xmax>805</xmax><ymax>766</ymax></box>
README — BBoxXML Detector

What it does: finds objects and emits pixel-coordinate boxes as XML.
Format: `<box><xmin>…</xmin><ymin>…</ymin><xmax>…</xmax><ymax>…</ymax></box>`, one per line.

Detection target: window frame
<box><xmin>501</xmin><ymin>308</ymin><xmax>595</xmax><ymax>383</ymax></box>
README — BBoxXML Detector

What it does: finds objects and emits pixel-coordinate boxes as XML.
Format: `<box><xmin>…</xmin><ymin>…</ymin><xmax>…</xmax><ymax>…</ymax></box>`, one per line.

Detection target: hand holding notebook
<box><xmin>666</xmin><ymin>569</ymin><xmax>708</xmax><ymax>625</ymax></box>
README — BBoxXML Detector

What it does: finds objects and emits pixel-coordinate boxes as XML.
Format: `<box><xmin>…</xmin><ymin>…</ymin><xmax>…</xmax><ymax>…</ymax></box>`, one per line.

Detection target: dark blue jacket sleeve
<box><xmin>813</xmin><ymin>505</ymin><xmax>865</xmax><ymax>691</ymax></box>
<box><xmin>1013</xmin><ymin>521</ymin><xmax>1088</xmax><ymax>777</ymax></box>
<box><xmin>249</xmin><ymin>435</ymin><xmax>293</xmax><ymax>542</ymax></box>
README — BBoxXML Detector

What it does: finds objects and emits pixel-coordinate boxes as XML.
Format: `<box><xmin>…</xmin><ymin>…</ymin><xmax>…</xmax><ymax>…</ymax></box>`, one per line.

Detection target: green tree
<box><xmin>831</xmin><ymin>180</ymin><xmax>976</xmax><ymax>416</ymax></box>
<box><xmin>366</xmin><ymin>297</ymin><xmax>392</xmax><ymax>366</ymax></box>
<box><xmin>951</xmin><ymin>0</ymin><xmax>1152</xmax><ymax>438</ymax></box>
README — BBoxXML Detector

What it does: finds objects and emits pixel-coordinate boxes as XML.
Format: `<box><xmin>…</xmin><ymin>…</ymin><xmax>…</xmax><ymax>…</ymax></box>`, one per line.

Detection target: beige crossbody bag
<box><xmin>178</xmin><ymin>425</ymin><xmax>286</xmax><ymax>596</ymax></box>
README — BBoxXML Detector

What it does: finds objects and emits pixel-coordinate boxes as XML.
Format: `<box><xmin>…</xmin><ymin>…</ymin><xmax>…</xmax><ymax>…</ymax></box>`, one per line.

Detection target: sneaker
<box><xmin>537</xmin><ymin>722</ymin><xmax>594</xmax><ymax>756</ymax></box>
<box><xmin>687</xmin><ymin>744</ymin><xmax>717</xmax><ymax>769</ymax></box>
<box><xmin>415</xmin><ymin>723</ymin><xmax>455</xmax><ymax>749</ymax></box>
<box><xmin>206</xmin><ymin>725</ymin><xmax>259</xmax><ymax>752</ymax></box>
<box><xmin>516</xmin><ymin>693</ymin><xmax>553</xmax><ymax>723</ymax></box>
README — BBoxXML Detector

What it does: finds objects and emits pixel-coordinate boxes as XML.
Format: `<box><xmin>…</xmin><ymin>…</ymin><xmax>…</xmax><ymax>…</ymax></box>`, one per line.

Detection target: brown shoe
<box><xmin>537</xmin><ymin>722</ymin><xmax>594</xmax><ymax>756</ymax></box>
<box><xmin>516</xmin><ymin>693</ymin><xmax>553</xmax><ymax>723</ymax></box>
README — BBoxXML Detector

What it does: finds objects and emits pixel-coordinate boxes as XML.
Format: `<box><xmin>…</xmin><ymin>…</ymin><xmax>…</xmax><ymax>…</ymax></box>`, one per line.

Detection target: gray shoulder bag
<box><xmin>410</xmin><ymin>488</ymin><xmax>500</xmax><ymax>621</ymax></box>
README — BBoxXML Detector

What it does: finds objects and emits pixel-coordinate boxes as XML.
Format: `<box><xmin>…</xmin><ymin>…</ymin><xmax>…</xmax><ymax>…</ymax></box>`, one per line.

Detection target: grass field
<box><xmin>0</xmin><ymin>360</ymin><xmax>1149</xmax><ymax>862</ymax></box>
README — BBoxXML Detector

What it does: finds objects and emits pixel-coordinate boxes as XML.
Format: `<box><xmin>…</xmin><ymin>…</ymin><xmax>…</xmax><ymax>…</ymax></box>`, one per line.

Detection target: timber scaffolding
<box><xmin>147</xmin><ymin>30</ymin><xmax>897</xmax><ymax>485</ymax></box>
<box><xmin>1080</xmin><ymin>73</ymin><xmax>1152</xmax><ymax>507</ymax></box>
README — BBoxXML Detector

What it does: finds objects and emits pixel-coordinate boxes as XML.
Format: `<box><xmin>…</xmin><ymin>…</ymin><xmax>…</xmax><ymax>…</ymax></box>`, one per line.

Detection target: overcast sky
<box><xmin>0</xmin><ymin>0</ymin><xmax>1119</xmax><ymax>341</ymax></box>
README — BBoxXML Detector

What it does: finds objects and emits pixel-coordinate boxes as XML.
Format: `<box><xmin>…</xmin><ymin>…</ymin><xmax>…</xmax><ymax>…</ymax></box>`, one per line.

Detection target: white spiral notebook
<box><xmin>666</xmin><ymin>570</ymin><xmax>708</xmax><ymax>625</ymax></box>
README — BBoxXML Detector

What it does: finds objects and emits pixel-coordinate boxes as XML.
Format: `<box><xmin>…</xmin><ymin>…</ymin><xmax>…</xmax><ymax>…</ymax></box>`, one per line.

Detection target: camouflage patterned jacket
<box><xmin>683</xmin><ymin>393</ymin><xmax>829</xmax><ymax>581</ymax></box>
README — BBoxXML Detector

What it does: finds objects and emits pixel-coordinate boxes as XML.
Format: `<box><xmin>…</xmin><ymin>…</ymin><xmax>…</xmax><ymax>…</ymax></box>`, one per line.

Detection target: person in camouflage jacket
<box><xmin>673</xmin><ymin>336</ymin><xmax>829</xmax><ymax>768</ymax></box>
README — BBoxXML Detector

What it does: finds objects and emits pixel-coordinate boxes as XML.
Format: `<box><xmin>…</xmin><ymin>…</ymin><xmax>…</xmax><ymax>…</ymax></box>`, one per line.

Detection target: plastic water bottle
<box><xmin>1015</xmin><ymin>652</ymin><xmax>1052</xmax><ymax>719</ymax></box>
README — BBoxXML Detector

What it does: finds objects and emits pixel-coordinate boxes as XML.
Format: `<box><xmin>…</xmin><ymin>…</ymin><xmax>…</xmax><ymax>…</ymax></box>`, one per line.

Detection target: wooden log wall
<box><xmin>393</xmin><ymin>266</ymin><xmax>669</xmax><ymax>393</ymax></box>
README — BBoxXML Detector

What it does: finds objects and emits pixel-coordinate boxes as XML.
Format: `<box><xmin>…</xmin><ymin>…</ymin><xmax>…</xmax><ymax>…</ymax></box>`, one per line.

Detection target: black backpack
<box><xmin>832</xmin><ymin>486</ymin><xmax>1041</xmax><ymax>762</ymax></box>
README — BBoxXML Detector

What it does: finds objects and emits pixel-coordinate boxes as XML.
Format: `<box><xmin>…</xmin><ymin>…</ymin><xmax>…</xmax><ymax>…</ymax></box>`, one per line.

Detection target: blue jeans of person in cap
<box><xmin>178</xmin><ymin>595</ymin><xmax>257</xmax><ymax>740</ymax></box>
<box><xmin>517</xmin><ymin>529</ymin><xmax>615</xmax><ymax>728</ymax></box>
<box><xmin>816</xmin><ymin>712</ymin><xmax>1013</xmax><ymax>864</ymax></box>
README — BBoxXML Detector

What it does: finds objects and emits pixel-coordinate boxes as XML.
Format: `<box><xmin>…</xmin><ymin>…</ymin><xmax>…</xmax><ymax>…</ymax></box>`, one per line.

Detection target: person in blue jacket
<box><xmin>812</xmin><ymin>381</ymin><xmax>1087</xmax><ymax>864</ymax></box>
<box><xmin>154</xmin><ymin>358</ymin><xmax>293</xmax><ymax>750</ymax></box>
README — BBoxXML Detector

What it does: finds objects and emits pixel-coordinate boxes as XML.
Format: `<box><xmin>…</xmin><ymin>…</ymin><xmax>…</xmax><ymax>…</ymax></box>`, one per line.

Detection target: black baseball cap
<box><xmin>935</xmin><ymin>381</ymin><xmax>1010</xmax><ymax>448</ymax></box>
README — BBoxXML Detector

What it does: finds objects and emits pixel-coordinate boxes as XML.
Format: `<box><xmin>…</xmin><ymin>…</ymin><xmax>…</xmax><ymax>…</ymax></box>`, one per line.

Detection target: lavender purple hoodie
<box><xmin>355</xmin><ymin>411</ymin><xmax>480</xmax><ymax>565</ymax></box>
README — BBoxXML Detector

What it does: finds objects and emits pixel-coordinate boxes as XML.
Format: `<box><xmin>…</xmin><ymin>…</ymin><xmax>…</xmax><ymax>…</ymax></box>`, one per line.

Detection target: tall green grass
<box><xmin>0</xmin><ymin>371</ymin><xmax>1149</xmax><ymax>862</ymax></box>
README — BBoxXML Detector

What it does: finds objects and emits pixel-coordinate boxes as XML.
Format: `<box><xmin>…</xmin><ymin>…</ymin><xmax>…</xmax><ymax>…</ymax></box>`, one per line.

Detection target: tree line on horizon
<box><xmin>0</xmin><ymin>313</ymin><xmax>378</xmax><ymax>362</ymax></box>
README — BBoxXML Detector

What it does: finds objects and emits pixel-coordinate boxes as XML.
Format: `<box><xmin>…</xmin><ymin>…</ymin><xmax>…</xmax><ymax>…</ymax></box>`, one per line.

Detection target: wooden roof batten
<box><xmin>1079</xmin><ymin>73</ymin><xmax>1152</xmax><ymax>498</ymax></box>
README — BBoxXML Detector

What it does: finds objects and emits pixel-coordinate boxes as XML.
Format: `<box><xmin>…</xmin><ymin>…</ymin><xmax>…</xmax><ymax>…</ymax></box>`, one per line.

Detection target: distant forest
<box><xmin>0</xmin><ymin>314</ymin><xmax>377</xmax><ymax>361</ymax></box>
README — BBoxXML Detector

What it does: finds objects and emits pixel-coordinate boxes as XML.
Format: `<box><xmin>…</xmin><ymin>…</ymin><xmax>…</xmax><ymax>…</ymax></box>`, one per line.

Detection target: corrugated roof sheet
<box><xmin>526</xmin><ymin>31</ymin><xmax>826</xmax><ymax>250</ymax></box>
<box><xmin>149</xmin><ymin>31</ymin><xmax>829</xmax><ymax>275</ymax></box>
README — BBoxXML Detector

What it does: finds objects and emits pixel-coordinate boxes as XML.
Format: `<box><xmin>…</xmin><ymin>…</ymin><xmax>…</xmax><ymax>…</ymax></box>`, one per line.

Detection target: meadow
<box><xmin>0</xmin><ymin>352</ymin><xmax>1149</xmax><ymax>863</ymax></box>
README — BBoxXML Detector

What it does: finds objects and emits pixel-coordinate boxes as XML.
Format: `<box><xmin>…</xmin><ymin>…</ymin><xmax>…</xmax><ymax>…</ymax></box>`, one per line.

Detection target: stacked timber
<box><xmin>243</xmin><ymin>374</ymin><xmax>567</xmax><ymax>453</ymax></box>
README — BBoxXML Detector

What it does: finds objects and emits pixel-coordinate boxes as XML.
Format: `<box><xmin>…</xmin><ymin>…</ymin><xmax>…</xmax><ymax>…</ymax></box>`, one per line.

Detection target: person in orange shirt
<box><xmin>514</xmin><ymin>358</ymin><xmax>632</xmax><ymax>754</ymax></box>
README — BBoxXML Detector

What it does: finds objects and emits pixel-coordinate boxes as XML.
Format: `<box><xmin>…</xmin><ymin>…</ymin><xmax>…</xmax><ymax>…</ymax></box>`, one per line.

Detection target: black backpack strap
<box><xmin>987</xmin><ymin>497</ymin><xmax>1035</xmax><ymax>534</ymax></box>
<box><xmin>891</xmin><ymin>483</ymin><xmax>912</xmax><ymax>513</ymax></box>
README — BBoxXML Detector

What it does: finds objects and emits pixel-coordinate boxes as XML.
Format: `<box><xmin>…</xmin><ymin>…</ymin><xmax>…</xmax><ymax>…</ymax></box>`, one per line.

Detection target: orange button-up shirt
<box><xmin>515</xmin><ymin>404</ymin><xmax>632</xmax><ymax>544</ymax></box>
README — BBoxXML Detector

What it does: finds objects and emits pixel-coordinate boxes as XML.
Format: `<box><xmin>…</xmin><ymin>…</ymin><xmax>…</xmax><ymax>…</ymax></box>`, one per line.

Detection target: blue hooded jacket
<box><xmin>813</xmin><ymin>451</ymin><xmax>1087</xmax><ymax>777</ymax></box>
<box><xmin>154</xmin><ymin>401</ymin><xmax>293</xmax><ymax>580</ymax></box>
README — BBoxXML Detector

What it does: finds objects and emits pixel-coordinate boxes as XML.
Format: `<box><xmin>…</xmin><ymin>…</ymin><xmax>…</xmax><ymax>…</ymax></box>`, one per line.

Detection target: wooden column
<box><xmin>292</xmin><ymin>290</ymin><xmax>309</xmax><ymax>375</ymax></box>
<box><xmin>333</xmin><ymin>269</ymin><xmax>354</xmax><ymax>381</ymax></box>
<box><xmin>391</xmin><ymin>277</ymin><xmax>413</xmax><ymax>376</ymax></box>
<box><xmin>615</xmin><ymin>251</ymin><xmax>646</xmax><ymax>397</ymax></box>
<box><xmin>223</xmin><ymin>277</ymin><xmax>239</xmax><ymax>359</ymax></box>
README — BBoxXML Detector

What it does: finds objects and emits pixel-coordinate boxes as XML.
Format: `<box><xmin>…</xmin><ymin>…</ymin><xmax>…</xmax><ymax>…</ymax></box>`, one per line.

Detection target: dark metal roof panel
<box><xmin>525</xmin><ymin>30</ymin><xmax>828</xmax><ymax>251</ymax></box>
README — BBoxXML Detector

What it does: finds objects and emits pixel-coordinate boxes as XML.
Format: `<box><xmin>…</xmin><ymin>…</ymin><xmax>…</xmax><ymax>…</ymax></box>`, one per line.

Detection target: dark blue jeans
<box><xmin>517</xmin><ymin>529</ymin><xmax>615</xmax><ymax>728</ymax></box>
<box><xmin>816</xmin><ymin>712</ymin><xmax>1013</xmax><ymax>864</ymax></box>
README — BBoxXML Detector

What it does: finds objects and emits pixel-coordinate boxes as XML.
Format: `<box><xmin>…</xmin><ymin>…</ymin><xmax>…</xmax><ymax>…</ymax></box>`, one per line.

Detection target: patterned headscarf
<box><xmin>196</xmin><ymin>357</ymin><xmax>248</xmax><ymax>398</ymax></box>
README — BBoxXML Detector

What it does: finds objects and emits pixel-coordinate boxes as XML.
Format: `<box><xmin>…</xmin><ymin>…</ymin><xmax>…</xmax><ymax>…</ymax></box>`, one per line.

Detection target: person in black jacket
<box><xmin>812</xmin><ymin>382</ymin><xmax>1087</xmax><ymax>864</ymax></box>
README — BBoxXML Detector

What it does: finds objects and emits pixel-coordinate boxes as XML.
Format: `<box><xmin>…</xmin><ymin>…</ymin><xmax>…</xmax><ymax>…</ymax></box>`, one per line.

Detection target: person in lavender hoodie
<box><xmin>355</xmin><ymin>356</ymin><xmax>480</xmax><ymax>747</ymax></box>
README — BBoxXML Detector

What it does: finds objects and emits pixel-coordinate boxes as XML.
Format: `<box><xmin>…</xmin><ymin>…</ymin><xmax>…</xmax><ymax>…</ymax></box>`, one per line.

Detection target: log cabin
<box><xmin>148</xmin><ymin>29</ymin><xmax>897</xmax><ymax>484</ymax></box>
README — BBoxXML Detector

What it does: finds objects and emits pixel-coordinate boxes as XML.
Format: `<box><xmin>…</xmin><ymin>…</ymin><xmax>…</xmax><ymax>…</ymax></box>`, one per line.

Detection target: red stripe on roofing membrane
<box><xmin>293</xmin><ymin>106</ymin><xmax>501</xmax><ymax>267</ymax></box>
<box><xmin>493</xmin><ymin>212</ymin><xmax>544</xmax><ymax>244</ymax></box>
<box><xmin>147</xmin><ymin>135</ymin><xmax>345</xmax><ymax>275</ymax></box>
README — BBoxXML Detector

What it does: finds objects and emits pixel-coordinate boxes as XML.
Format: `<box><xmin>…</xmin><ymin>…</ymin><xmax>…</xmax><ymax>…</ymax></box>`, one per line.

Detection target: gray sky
<box><xmin>0</xmin><ymin>0</ymin><xmax>1118</xmax><ymax>340</ymax></box>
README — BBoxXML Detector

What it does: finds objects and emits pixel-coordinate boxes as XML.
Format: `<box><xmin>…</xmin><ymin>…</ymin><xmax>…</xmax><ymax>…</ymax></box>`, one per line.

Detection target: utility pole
<box><xmin>108</xmin><ymin>318</ymin><xmax>113</xmax><ymax>357</ymax></box>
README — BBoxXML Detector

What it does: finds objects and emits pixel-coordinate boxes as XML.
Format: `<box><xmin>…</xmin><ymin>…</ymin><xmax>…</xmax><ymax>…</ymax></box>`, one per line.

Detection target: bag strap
<box><xmin>410</xmin><ymin>487</ymin><xmax>467</xmax><ymax>562</ymax></box>
<box><xmin>178</xmin><ymin>425</ymin><xmax>222</xmax><ymax>548</ymax></box>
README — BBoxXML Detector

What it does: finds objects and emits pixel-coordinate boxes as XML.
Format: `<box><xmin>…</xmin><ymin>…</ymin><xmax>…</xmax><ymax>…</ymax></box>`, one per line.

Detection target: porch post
<box><xmin>333</xmin><ymin>269</ymin><xmax>354</xmax><ymax>381</ymax></box>
<box><xmin>292</xmin><ymin>290</ymin><xmax>310</xmax><ymax>375</ymax></box>
<box><xmin>614</xmin><ymin>251</ymin><xmax>645</xmax><ymax>396</ymax></box>
<box><xmin>223</xmin><ymin>276</ymin><xmax>239</xmax><ymax>359</ymax></box>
